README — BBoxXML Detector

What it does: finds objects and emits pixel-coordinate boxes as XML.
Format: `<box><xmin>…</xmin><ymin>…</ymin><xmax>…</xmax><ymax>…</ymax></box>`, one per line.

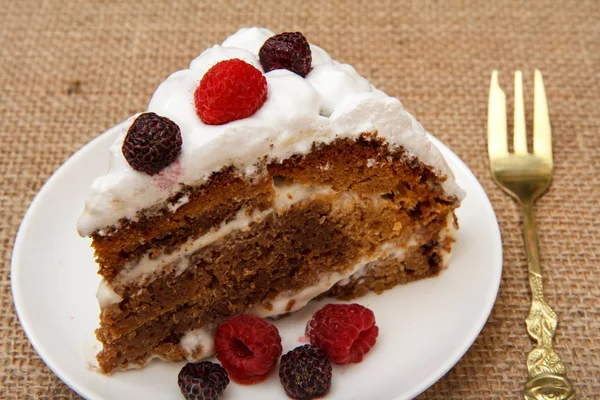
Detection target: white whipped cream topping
<box><xmin>78</xmin><ymin>27</ymin><xmax>464</xmax><ymax>236</ymax></box>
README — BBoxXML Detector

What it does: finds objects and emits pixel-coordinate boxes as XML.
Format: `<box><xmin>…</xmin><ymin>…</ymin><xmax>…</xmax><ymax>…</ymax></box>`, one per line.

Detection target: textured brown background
<box><xmin>1</xmin><ymin>0</ymin><xmax>599</xmax><ymax>398</ymax></box>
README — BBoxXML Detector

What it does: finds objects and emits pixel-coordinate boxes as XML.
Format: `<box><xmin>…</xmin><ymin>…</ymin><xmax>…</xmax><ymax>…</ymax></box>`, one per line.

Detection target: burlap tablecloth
<box><xmin>1</xmin><ymin>0</ymin><xmax>599</xmax><ymax>398</ymax></box>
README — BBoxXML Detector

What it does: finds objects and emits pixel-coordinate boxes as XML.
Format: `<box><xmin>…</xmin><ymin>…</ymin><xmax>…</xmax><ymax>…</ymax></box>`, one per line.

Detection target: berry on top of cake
<box><xmin>78</xmin><ymin>27</ymin><xmax>464</xmax><ymax>374</ymax></box>
<box><xmin>259</xmin><ymin>32</ymin><xmax>313</xmax><ymax>77</ymax></box>
<box><xmin>194</xmin><ymin>59</ymin><xmax>268</xmax><ymax>125</ymax></box>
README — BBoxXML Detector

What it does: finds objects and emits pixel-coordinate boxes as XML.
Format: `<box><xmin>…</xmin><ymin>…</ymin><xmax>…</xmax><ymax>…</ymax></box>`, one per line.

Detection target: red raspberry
<box><xmin>214</xmin><ymin>314</ymin><xmax>282</xmax><ymax>384</ymax></box>
<box><xmin>306</xmin><ymin>303</ymin><xmax>379</xmax><ymax>365</ymax></box>
<box><xmin>194</xmin><ymin>59</ymin><xmax>267</xmax><ymax>125</ymax></box>
<box><xmin>259</xmin><ymin>32</ymin><xmax>312</xmax><ymax>77</ymax></box>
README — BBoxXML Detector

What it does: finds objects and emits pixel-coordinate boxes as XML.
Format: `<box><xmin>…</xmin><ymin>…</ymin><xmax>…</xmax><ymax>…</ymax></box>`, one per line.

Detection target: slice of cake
<box><xmin>78</xmin><ymin>27</ymin><xmax>465</xmax><ymax>374</ymax></box>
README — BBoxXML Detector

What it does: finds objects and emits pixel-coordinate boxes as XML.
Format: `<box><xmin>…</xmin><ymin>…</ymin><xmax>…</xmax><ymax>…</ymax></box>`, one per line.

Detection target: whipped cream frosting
<box><xmin>78</xmin><ymin>27</ymin><xmax>465</xmax><ymax>236</ymax></box>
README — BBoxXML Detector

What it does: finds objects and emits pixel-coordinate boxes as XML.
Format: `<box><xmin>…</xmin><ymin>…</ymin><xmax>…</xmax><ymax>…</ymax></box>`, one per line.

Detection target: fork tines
<box><xmin>487</xmin><ymin>70</ymin><xmax>552</xmax><ymax>163</ymax></box>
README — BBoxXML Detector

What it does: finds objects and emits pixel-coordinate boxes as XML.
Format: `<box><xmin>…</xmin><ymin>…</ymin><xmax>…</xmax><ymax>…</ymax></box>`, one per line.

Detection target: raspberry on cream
<box><xmin>194</xmin><ymin>59</ymin><xmax>268</xmax><ymax>125</ymax></box>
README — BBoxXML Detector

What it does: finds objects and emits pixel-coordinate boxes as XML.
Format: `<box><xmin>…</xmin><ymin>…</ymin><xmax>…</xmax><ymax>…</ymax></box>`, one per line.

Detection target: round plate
<box><xmin>11</xmin><ymin>122</ymin><xmax>502</xmax><ymax>400</ymax></box>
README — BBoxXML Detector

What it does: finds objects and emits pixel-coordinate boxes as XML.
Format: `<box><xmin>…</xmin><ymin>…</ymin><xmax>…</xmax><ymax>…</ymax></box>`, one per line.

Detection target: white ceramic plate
<box><xmin>12</xmin><ymin>122</ymin><xmax>502</xmax><ymax>400</ymax></box>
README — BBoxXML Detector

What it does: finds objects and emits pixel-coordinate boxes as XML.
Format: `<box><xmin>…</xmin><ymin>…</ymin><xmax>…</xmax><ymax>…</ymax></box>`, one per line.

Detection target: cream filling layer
<box><xmin>438</xmin><ymin>212</ymin><xmax>458</xmax><ymax>266</ymax></box>
<box><xmin>96</xmin><ymin>280</ymin><xmax>123</xmax><ymax>308</ymax></box>
<box><xmin>96</xmin><ymin>184</ymin><xmax>333</xmax><ymax>306</ymax></box>
<box><xmin>117</xmin><ymin>207</ymin><xmax>272</xmax><ymax>285</ymax></box>
<box><xmin>97</xmin><ymin>195</ymin><xmax>458</xmax><ymax>310</ymax></box>
<box><xmin>117</xmin><ymin>184</ymin><xmax>333</xmax><ymax>285</ymax></box>
<box><xmin>180</xmin><ymin>325</ymin><xmax>217</xmax><ymax>358</ymax></box>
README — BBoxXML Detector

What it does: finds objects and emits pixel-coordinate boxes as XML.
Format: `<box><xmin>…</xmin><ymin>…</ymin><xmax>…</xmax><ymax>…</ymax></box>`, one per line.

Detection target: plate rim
<box><xmin>11</xmin><ymin>121</ymin><xmax>503</xmax><ymax>400</ymax></box>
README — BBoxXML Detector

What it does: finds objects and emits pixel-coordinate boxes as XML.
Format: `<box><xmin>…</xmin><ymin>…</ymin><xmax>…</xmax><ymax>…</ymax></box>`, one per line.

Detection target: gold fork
<box><xmin>487</xmin><ymin>70</ymin><xmax>575</xmax><ymax>400</ymax></box>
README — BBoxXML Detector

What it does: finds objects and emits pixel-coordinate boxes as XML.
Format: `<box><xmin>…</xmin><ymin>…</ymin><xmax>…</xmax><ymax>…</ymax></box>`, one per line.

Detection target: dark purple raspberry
<box><xmin>279</xmin><ymin>345</ymin><xmax>332</xmax><ymax>400</ymax></box>
<box><xmin>177</xmin><ymin>361</ymin><xmax>230</xmax><ymax>400</ymax></box>
<box><xmin>122</xmin><ymin>112</ymin><xmax>182</xmax><ymax>175</ymax></box>
<box><xmin>259</xmin><ymin>32</ymin><xmax>312</xmax><ymax>77</ymax></box>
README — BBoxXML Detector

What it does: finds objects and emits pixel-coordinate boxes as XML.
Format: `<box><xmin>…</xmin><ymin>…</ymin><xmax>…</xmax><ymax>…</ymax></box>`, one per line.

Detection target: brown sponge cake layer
<box><xmin>96</xmin><ymin>197</ymin><xmax>455</xmax><ymax>373</ymax></box>
<box><xmin>92</xmin><ymin>169</ymin><xmax>274</xmax><ymax>281</ymax></box>
<box><xmin>90</xmin><ymin>134</ymin><xmax>456</xmax><ymax>284</ymax></box>
<box><xmin>97</xmin><ymin>233</ymin><xmax>451</xmax><ymax>373</ymax></box>
<box><xmin>99</xmin><ymin>186</ymin><xmax>454</xmax><ymax>340</ymax></box>
<box><xmin>326</xmin><ymin>214</ymin><xmax>457</xmax><ymax>300</ymax></box>
<box><xmin>269</xmin><ymin>134</ymin><xmax>450</xmax><ymax>202</ymax></box>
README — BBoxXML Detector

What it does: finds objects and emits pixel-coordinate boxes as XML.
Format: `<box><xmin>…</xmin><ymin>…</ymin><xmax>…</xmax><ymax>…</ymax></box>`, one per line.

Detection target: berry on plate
<box><xmin>214</xmin><ymin>314</ymin><xmax>282</xmax><ymax>384</ymax></box>
<box><xmin>259</xmin><ymin>32</ymin><xmax>312</xmax><ymax>77</ymax></box>
<box><xmin>122</xmin><ymin>112</ymin><xmax>182</xmax><ymax>175</ymax></box>
<box><xmin>194</xmin><ymin>58</ymin><xmax>267</xmax><ymax>125</ymax></box>
<box><xmin>279</xmin><ymin>345</ymin><xmax>332</xmax><ymax>400</ymax></box>
<box><xmin>177</xmin><ymin>361</ymin><xmax>229</xmax><ymax>400</ymax></box>
<box><xmin>306</xmin><ymin>303</ymin><xmax>379</xmax><ymax>365</ymax></box>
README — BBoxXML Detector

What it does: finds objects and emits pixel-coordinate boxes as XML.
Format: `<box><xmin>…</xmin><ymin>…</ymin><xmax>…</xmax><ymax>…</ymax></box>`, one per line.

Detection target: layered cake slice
<box><xmin>78</xmin><ymin>27</ymin><xmax>465</xmax><ymax>373</ymax></box>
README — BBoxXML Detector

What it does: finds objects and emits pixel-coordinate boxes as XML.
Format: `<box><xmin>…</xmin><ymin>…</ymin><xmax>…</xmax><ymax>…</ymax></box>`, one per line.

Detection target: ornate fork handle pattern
<box><xmin>521</xmin><ymin>200</ymin><xmax>574</xmax><ymax>400</ymax></box>
<box><xmin>524</xmin><ymin>275</ymin><xmax>574</xmax><ymax>399</ymax></box>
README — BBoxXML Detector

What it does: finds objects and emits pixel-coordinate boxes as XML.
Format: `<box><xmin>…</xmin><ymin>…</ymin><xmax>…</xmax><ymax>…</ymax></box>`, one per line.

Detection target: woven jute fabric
<box><xmin>1</xmin><ymin>0</ymin><xmax>599</xmax><ymax>398</ymax></box>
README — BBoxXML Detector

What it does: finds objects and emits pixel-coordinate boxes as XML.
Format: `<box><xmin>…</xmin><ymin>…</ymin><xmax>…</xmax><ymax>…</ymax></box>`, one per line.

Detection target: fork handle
<box><xmin>522</xmin><ymin>202</ymin><xmax>542</xmax><ymax>277</ymax></box>
<box><xmin>521</xmin><ymin>201</ymin><xmax>575</xmax><ymax>400</ymax></box>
